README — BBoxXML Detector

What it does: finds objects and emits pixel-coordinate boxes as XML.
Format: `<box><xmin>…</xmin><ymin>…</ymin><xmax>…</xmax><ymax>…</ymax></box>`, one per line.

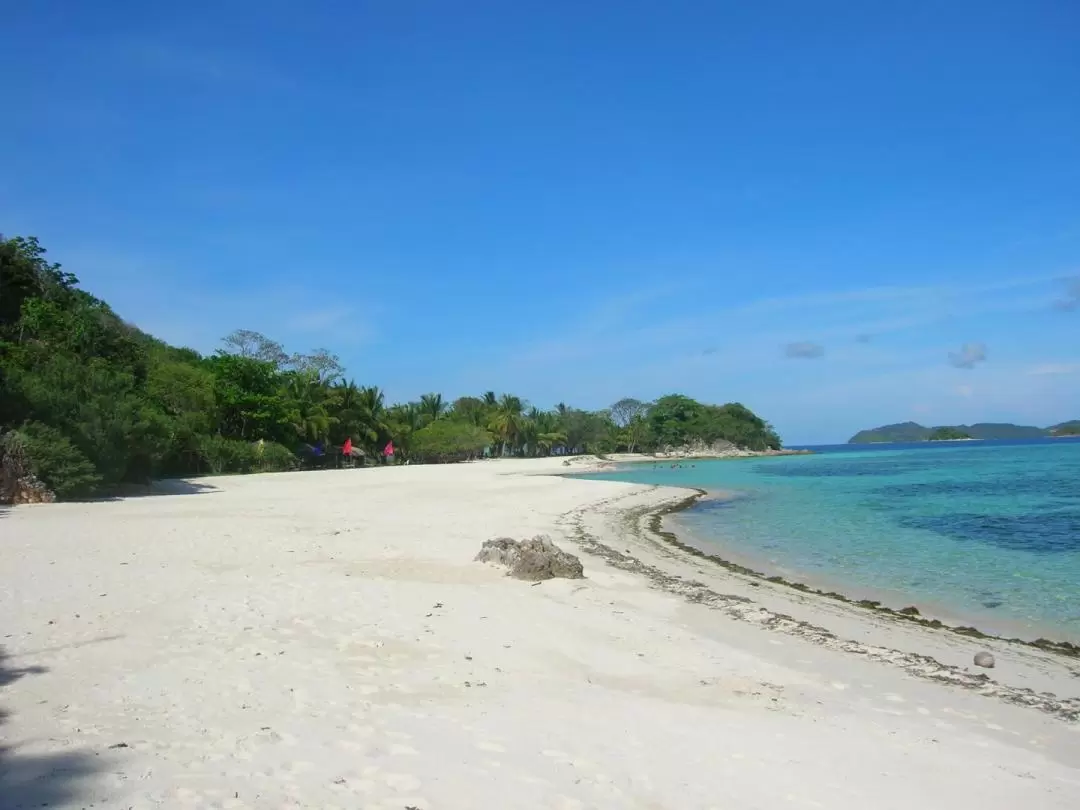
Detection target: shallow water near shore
<box><xmin>579</xmin><ymin>438</ymin><xmax>1080</xmax><ymax>642</ymax></box>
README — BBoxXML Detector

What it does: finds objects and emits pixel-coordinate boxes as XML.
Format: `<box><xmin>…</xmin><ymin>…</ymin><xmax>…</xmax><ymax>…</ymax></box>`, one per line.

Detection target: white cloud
<box><xmin>948</xmin><ymin>342</ymin><xmax>987</xmax><ymax>369</ymax></box>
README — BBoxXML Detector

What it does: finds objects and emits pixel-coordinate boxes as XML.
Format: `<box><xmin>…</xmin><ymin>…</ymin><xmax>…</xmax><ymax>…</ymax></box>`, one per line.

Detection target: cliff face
<box><xmin>0</xmin><ymin>431</ymin><xmax>55</xmax><ymax>505</ymax></box>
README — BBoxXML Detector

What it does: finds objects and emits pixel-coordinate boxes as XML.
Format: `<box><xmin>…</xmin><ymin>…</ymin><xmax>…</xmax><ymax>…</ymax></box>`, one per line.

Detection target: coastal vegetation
<box><xmin>849</xmin><ymin>421</ymin><xmax>1069</xmax><ymax>444</ymax></box>
<box><xmin>928</xmin><ymin>427</ymin><xmax>973</xmax><ymax>441</ymax></box>
<box><xmin>1050</xmin><ymin>421</ymin><xmax>1080</xmax><ymax>437</ymax></box>
<box><xmin>0</xmin><ymin>234</ymin><xmax>781</xmax><ymax>500</ymax></box>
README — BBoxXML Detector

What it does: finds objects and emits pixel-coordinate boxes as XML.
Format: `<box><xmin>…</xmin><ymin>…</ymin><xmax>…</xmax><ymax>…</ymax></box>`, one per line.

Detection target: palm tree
<box><xmin>329</xmin><ymin>378</ymin><xmax>370</xmax><ymax>447</ymax></box>
<box><xmin>357</xmin><ymin>385</ymin><xmax>385</xmax><ymax>418</ymax></box>
<box><xmin>353</xmin><ymin>385</ymin><xmax>390</xmax><ymax>458</ymax></box>
<box><xmin>519</xmin><ymin>410</ymin><xmax>539</xmax><ymax>456</ymax></box>
<box><xmin>499</xmin><ymin>394</ymin><xmax>524</xmax><ymax>414</ymax></box>
<box><xmin>489</xmin><ymin>394</ymin><xmax>525</xmax><ymax>456</ymax></box>
<box><xmin>385</xmin><ymin>401</ymin><xmax>423</xmax><ymax>459</ymax></box>
<box><xmin>419</xmin><ymin>392</ymin><xmax>446</xmax><ymax>423</ymax></box>
<box><xmin>450</xmin><ymin>396</ymin><xmax>486</xmax><ymax>426</ymax></box>
<box><xmin>537</xmin><ymin>430</ymin><xmax>568</xmax><ymax>456</ymax></box>
<box><xmin>333</xmin><ymin>378</ymin><xmax>361</xmax><ymax>411</ymax></box>
<box><xmin>286</xmin><ymin>371</ymin><xmax>334</xmax><ymax>443</ymax></box>
<box><xmin>521</xmin><ymin>407</ymin><xmax>566</xmax><ymax>456</ymax></box>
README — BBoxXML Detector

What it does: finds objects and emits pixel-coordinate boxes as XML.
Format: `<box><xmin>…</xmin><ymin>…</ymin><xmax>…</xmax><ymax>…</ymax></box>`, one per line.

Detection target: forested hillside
<box><xmin>849</xmin><ymin>421</ymin><xmax>1064</xmax><ymax>443</ymax></box>
<box><xmin>0</xmin><ymin>235</ymin><xmax>781</xmax><ymax>499</ymax></box>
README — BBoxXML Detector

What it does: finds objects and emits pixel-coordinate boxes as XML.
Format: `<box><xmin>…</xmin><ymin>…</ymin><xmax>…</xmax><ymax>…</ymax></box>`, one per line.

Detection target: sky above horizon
<box><xmin>2</xmin><ymin>1</ymin><xmax>1078</xmax><ymax>444</ymax></box>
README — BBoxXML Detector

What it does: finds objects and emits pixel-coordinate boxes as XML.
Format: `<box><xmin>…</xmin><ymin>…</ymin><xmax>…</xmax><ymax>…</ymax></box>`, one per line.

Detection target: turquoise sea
<box><xmin>580</xmin><ymin>439</ymin><xmax>1080</xmax><ymax>641</ymax></box>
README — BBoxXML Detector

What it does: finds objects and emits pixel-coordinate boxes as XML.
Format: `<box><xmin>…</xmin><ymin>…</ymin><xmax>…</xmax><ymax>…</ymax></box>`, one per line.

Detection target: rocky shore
<box><xmin>651</xmin><ymin>440</ymin><xmax>812</xmax><ymax>459</ymax></box>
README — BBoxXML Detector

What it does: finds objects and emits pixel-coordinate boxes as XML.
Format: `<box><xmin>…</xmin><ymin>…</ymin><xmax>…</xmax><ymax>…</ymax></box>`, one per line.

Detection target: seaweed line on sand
<box><xmin>559</xmin><ymin>488</ymin><xmax>1080</xmax><ymax>723</ymax></box>
<box><xmin>644</xmin><ymin>491</ymin><xmax>1080</xmax><ymax>659</ymax></box>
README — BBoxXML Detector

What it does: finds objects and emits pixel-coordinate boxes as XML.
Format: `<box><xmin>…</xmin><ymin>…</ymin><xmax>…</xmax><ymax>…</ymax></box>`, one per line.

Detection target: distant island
<box><xmin>927</xmin><ymin>427</ymin><xmax>972</xmax><ymax>441</ymax></box>
<box><xmin>848</xmin><ymin>421</ymin><xmax>1079</xmax><ymax>444</ymax></box>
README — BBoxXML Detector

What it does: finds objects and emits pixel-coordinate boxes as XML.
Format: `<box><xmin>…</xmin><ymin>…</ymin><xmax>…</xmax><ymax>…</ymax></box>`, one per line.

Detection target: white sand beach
<box><xmin>2</xmin><ymin>457</ymin><xmax>1079</xmax><ymax>809</ymax></box>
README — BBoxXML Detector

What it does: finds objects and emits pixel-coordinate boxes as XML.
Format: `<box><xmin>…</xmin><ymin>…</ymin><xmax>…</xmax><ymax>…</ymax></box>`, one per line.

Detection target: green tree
<box><xmin>419</xmin><ymin>392</ymin><xmax>447</xmax><ymax>424</ymax></box>
<box><xmin>4</xmin><ymin>422</ymin><xmax>101</xmax><ymax>498</ymax></box>
<box><xmin>489</xmin><ymin>394</ymin><xmax>525</xmax><ymax>456</ymax></box>
<box><xmin>646</xmin><ymin>395</ymin><xmax>780</xmax><ymax>452</ymax></box>
<box><xmin>356</xmin><ymin>385</ymin><xmax>391</xmax><ymax>458</ymax></box>
<box><xmin>330</xmin><ymin>378</ymin><xmax>372</xmax><ymax>449</ymax></box>
<box><xmin>221</xmin><ymin>329</ymin><xmax>289</xmax><ymax>366</ymax></box>
<box><xmin>145</xmin><ymin>353</ymin><xmax>217</xmax><ymax>474</ymax></box>
<box><xmin>284</xmin><ymin>370</ymin><xmax>334</xmax><ymax>443</ymax></box>
<box><xmin>610</xmin><ymin>397</ymin><xmax>652</xmax><ymax>452</ymax></box>
<box><xmin>559</xmin><ymin>407</ymin><xmax>616</xmax><ymax>454</ymax></box>
<box><xmin>0</xmin><ymin>233</ymin><xmax>787</xmax><ymax>499</ymax></box>
<box><xmin>0</xmin><ymin>235</ymin><xmax>78</xmax><ymax>337</ymax></box>
<box><xmin>289</xmin><ymin>348</ymin><xmax>344</xmax><ymax>381</ymax></box>
<box><xmin>206</xmin><ymin>353</ymin><xmax>290</xmax><ymax>442</ymax></box>
<box><xmin>410</xmin><ymin>420</ymin><xmax>493</xmax><ymax>463</ymax></box>
<box><xmin>449</xmin><ymin>396</ymin><xmax>487</xmax><ymax>426</ymax></box>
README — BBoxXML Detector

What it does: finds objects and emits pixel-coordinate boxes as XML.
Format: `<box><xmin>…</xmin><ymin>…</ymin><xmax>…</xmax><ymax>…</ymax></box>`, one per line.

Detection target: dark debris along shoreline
<box><xmin>558</xmin><ymin>485</ymin><xmax>1080</xmax><ymax>723</ymax></box>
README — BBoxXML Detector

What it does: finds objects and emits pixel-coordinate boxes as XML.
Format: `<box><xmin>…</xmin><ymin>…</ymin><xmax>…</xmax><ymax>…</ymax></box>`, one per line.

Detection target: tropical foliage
<box><xmin>1</xmin><ymin>234</ymin><xmax>783</xmax><ymax>499</ymax></box>
<box><xmin>928</xmin><ymin>427</ymin><xmax>972</xmax><ymax>441</ymax></box>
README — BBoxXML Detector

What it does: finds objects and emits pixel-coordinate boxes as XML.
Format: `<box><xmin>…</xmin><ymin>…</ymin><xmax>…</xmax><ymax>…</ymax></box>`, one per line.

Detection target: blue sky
<box><xmin>2</xmin><ymin>1</ymin><xmax>1078</xmax><ymax>443</ymax></box>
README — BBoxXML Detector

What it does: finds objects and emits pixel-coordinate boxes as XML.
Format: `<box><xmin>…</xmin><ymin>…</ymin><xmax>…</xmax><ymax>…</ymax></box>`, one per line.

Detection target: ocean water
<box><xmin>579</xmin><ymin>439</ymin><xmax>1080</xmax><ymax>641</ymax></box>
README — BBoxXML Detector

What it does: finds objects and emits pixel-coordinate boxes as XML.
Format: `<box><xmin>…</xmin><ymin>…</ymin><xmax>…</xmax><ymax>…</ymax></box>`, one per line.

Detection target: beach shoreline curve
<box><xmin>552</xmin><ymin>469</ymin><xmax>1080</xmax><ymax>721</ymax></box>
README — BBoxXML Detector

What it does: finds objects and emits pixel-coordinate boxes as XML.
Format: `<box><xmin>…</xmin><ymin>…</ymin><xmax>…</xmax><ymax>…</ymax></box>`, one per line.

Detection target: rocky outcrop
<box><xmin>475</xmin><ymin>535</ymin><xmax>585</xmax><ymax>581</ymax></box>
<box><xmin>0</xmin><ymin>431</ymin><xmax>55</xmax><ymax>505</ymax></box>
<box><xmin>653</xmin><ymin>439</ymin><xmax>811</xmax><ymax>459</ymax></box>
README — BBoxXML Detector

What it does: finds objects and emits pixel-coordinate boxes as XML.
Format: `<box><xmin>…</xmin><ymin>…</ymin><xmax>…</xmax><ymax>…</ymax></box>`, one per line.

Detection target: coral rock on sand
<box><xmin>974</xmin><ymin>651</ymin><xmax>996</xmax><ymax>669</ymax></box>
<box><xmin>475</xmin><ymin>535</ymin><xmax>585</xmax><ymax>581</ymax></box>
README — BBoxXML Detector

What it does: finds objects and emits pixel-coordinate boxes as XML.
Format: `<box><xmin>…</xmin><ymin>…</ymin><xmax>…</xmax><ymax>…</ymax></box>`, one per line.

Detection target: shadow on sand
<box><xmin>80</xmin><ymin>477</ymin><xmax>221</xmax><ymax>502</ymax></box>
<box><xmin>2</xmin><ymin>478</ymin><xmax>218</xmax><ymax>510</ymax></box>
<box><xmin>0</xmin><ymin>647</ymin><xmax>105</xmax><ymax>808</ymax></box>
